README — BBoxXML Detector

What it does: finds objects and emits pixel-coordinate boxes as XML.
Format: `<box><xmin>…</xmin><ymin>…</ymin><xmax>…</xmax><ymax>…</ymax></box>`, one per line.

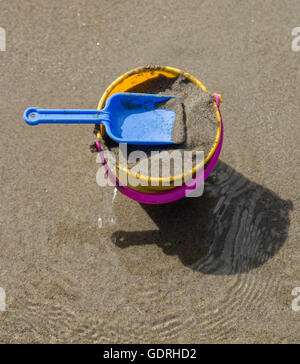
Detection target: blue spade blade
<box><xmin>23</xmin><ymin>92</ymin><xmax>178</xmax><ymax>145</ymax></box>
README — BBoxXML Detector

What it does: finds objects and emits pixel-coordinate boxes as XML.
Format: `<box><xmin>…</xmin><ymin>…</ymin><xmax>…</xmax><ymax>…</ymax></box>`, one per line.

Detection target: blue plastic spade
<box><xmin>23</xmin><ymin>92</ymin><xmax>178</xmax><ymax>145</ymax></box>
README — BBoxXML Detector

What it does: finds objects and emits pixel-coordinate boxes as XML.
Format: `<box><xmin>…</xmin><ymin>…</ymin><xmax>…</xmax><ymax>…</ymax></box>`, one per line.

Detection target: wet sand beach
<box><xmin>0</xmin><ymin>0</ymin><xmax>299</xmax><ymax>343</ymax></box>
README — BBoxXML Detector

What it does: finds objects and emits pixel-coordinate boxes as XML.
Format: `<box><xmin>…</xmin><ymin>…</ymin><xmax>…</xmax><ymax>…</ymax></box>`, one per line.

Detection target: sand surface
<box><xmin>0</xmin><ymin>0</ymin><xmax>300</xmax><ymax>343</ymax></box>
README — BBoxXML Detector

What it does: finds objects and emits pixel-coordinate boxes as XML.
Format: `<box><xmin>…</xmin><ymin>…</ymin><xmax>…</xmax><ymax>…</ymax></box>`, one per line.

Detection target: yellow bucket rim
<box><xmin>97</xmin><ymin>65</ymin><xmax>222</xmax><ymax>185</ymax></box>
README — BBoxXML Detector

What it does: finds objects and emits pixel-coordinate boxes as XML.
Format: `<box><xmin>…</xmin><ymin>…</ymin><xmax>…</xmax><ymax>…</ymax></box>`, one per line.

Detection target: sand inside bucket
<box><xmin>101</xmin><ymin>74</ymin><xmax>219</xmax><ymax>178</ymax></box>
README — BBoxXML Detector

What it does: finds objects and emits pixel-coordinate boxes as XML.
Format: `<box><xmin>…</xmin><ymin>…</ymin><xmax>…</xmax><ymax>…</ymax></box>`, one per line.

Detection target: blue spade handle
<box><xmin>23</xmin><ymin>107</ymin><xmax>111</xmax><ymax>126</ymax></box>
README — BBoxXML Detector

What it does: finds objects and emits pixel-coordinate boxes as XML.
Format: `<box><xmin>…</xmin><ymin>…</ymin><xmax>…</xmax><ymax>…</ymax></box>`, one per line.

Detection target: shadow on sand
<box><xmin>112</xmin><ymin>161</ymin><xmax>293</xmax><ymax>275</ymax></box>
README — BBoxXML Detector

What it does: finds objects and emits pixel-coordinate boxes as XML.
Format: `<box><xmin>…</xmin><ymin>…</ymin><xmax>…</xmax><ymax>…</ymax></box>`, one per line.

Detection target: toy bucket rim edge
<box><xmin>96</xmin><ymin>65</ymin><xmax>222</xmax><ymax>185</ymax></box>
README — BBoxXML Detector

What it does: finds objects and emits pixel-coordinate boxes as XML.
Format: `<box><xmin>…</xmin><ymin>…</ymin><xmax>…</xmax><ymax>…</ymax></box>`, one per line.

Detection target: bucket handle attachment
<box><xmin>213</xmin><ymin>93</ymin><xmax>223</xmax><ymax>108</ymax></box>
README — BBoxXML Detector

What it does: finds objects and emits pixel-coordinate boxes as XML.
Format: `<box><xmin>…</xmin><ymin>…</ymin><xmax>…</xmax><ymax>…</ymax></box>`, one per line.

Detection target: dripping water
<box><xmin>98</xmin><ymin>187</ymin><xmax>118</xmax><ymax>229</ymax></box>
